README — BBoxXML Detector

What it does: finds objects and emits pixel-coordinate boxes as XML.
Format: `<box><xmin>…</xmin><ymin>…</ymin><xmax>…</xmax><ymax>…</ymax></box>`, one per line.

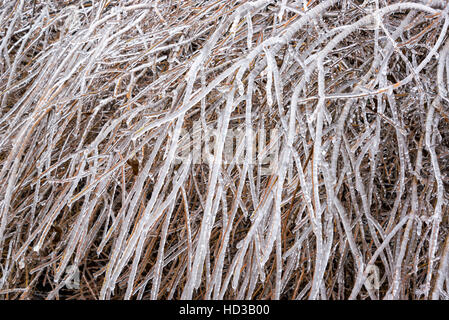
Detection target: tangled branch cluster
<box><xmin>1</xmin><ymin>0</ymin><xmax>449</xmax><ymax>300</ymax></box>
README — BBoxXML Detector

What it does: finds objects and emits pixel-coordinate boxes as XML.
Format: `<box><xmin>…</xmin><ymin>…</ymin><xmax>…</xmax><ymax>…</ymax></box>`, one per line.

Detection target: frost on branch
<box><xmin>0</xmin><ymin>0</ymin><xmax>449</xmax><ymax>300</ymax></box>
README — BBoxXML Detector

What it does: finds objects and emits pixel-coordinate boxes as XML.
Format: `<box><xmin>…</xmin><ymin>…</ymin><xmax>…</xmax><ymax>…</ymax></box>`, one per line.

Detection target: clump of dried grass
<box><xmin>0</xmin><ymin>0</ymin><xmax>449</xmax><ymax>300</ymax></box>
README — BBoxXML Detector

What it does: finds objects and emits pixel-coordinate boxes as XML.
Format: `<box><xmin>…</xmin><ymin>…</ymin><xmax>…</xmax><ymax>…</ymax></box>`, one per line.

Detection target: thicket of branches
<box><xmin>1</xmin><ymin>0</ymin><xmax>449</xmax><ymax>300</ymax></box>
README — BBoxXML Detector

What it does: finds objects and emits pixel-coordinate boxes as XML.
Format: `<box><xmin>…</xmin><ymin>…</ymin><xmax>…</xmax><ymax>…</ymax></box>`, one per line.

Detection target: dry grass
<box><xmin>0</xmin><ymin>0</ymin><xmax>449</xmax><ymax>300</ymax></box>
